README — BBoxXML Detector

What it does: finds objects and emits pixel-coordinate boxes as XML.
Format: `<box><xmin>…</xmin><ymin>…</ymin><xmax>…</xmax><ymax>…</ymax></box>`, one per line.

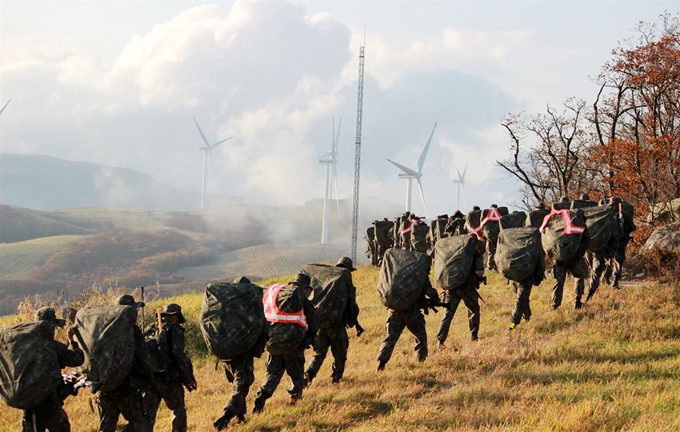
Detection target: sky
<box><xmin>1</xmin><ymin>0</ymin><xmax>677</xmax><ymax>219</ymax></box>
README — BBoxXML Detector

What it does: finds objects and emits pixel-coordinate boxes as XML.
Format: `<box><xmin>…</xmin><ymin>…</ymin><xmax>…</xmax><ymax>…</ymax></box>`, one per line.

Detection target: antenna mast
<box><xmin>350</xmin><ymin>43</ymin><xmax>365</xmax><ymax>263</ymax></box>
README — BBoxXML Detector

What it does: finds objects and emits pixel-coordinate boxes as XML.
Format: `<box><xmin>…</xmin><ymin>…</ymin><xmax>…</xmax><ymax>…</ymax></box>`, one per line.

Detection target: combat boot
<box><xmin>213</xmin><ymin>409</ymin><xmax>235</xmax><ymax>430</ymax></box>
<box><xmin>574</xmin><ymin>295</ymin><xmax>583</xmax><ymax>310</ymax></box>
<box><xmin>253</xmin><ymin>396</ymin><xmax>266</xmax><ymax>414</ymax></box>
<box><xmin>376</xmin><ymin>361</ymin><xmax>386</xmax><ymax>372</ymax></box>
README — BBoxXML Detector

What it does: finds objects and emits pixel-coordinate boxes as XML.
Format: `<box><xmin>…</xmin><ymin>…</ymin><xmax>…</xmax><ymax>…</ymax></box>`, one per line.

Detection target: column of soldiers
<box><xmin>9</xmin><ymin>196</ymin><xmax>636</xmax><ymax>429</ymax></box>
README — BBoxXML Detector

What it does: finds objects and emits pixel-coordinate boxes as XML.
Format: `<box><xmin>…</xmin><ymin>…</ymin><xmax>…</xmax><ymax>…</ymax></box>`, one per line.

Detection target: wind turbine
<box><xmin>0</xmin><ymin>100</ymin><xmax>10</xmax><ymax>117</ymax></box>
<box><xmin>387</xmin><ymin>122</ymin><xmax>437</xmax><ymax>222</ymax></box>
<box><xmin>319</xmin><ymin>118</ymin><xmax>341</xmax><ymax>244</ymax></box>
<box><xmin>193</xmin><ymin>117</ymin><xmax>231</xmax><ymax>210</ymax></box>
<box><xmin>452</xmin><ymin>162</ymin><xmax>468</xmax><ymax>211</ymax></box>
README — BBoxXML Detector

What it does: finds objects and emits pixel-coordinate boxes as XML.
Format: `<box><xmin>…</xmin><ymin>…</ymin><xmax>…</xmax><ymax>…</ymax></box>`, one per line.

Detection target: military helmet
<box><xmin>609</xmin><ymin>196</ymin><xmax>622</xmax><ymax>205</ymax></box>
<box><xmin>233</xmin><ymin>276</ymin><xmax>251</xmax><ymax>284</ymax></box>
<box><xmin>580</xmin><ymin>193</ymin><xmax>590</xmax><ymax>200</ymax></box>
<box><xmin>160</xmin><ymin>303</ymin><xmax>186</xmax><ymax>323</ymax></box>
<box><xmin>291</xmin><ymin>272</ymin><xmax>312</xmax><ymax>288</ymax></box>
<box><xmin>116</xmin><ymin>294</ymin><xmax>145</xmax><ymax>308</ymax></box>
<box><xmin>453</xmin><ymin>210</ymin><xmax>464</xmax><ymax>218</ymax></box>
<box><xmin>35</xmin><ymin>307</ymin><xmax>66</xmax><ymax>327</ymax></box>
<box><xmin>560</xmin><ymin>195</ymin><xmax>570</xmax><ymax>202</ymax></box>
<box><xmin>336</xmin><ymin>256</ymin><xmax>357</xmax><ymax>271</ymax></box>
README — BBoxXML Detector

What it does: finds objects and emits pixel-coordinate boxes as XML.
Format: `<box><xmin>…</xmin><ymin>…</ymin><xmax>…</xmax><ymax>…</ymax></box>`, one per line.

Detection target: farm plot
<box><xmin>0</xmin><ymin>235</ymin><xmax>84</xmax><ymax>279</ymax></box>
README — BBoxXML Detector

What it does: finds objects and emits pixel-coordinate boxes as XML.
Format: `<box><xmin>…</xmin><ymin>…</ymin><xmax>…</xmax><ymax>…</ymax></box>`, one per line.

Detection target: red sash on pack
<box><xmin>263</xmin><ymin>284</ymin><xmax>307</xmax><ymax>327</ymax></box>
<box><xmin>539</xmin><ymin>208</ymin><xmax>586</xmax><ymax>235</ymax></box>
<box><xmin>401</xmin><ymin>219</ymin><xmax>418</xmax><ymax>235</ymax></box>
<box><xmin>465</xmin><ymin>207</ymin><xmax>503</xmax><ymax>241</ymax></box>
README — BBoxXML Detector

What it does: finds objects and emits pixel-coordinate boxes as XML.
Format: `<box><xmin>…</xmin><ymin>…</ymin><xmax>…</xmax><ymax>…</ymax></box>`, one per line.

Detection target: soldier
<box><xmin>365</xmin><ymin>225</ymin><xmax>377</xmax><ymax>266</ymax></box>
<box><xmin>410</xmin><ymin>219</ymin><xmax>431</xmax><ymax>253</ymax></box>
<box><xmin>527</xmin><ymin>202</ymin><xmax>550</xmax><ymax>229</ymax></box>
<box><xmin>213</xmin><ymin>277</ymin><xmax>269</xmax><ymax>430</ymax></box>
<box><xmin>96</xmin><ymin>294</ymin><xmax>153</xmax><ymax>432</ymax></box>
<box><xmin>593</xmin><ymin>196</ymin><xmax>636</xmax><ymax>294</ymax></box>
<box><xmin>483</xmin><ymin>204</ymin><xmax>503</xmax><ymax>271</ymax></box>
<box><xmin>401</xmin><ymin>214</ymin><xmax>418</xmax><ymax>251</ymax></box>
<box><xmin>374</xmin><ymin>218</ymin><xmax>394</xmax><ymax>266</ymax></box>
<box><xmin>22</xmin><ymin>307</ymin><xmax>84</xmax><ymax>432</ymax></box>
<box><xmin>376</xmin><ymin>257</ymin><xmax>440</xmax><ymax>371</ymax></box>
<box><xmin>253</xmin><ymin>273</ymin><xmax>318</xmax><ymax>412</ymax></box>
<box><xmin>304</xmin><ymin>257</ymin><xmax>360</xmax><ymax>386</ymax></box>
<box><xmin>144</xmin><ymin>303</ymin><xmax>197</xmax><ymax>432</ymax></box>
<box><xmin>437</xmin><ymin>237</ymin><xmax>484</xmax><ymax>346</ymax></box>
<box><xmin>445</xmin><ymin>211</ymin><xmax>466</xmax><ymax>236</ymax></box>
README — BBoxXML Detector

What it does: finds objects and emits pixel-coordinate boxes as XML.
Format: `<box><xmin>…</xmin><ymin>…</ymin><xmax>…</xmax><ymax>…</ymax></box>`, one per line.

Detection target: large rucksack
<box><xmin>0</xmin><ymin>321</ymin><xmax>62</xmax><ymax>409</ymax></box>
<box><xmin>74</xmin><ymin>305</ymin><xmax>137</xmax><ymax>393</ymax></box>
<box><xmin>302</xmin><ymin>264</ymin><xmax>350</xmax><ymax>329</ymax></box>
<box><xmin>411</xmin><ymin>224</ymin><xmax>430</xmax><ymax>252</ymax></box>
<box><xmin>481</xmin><ymin>207</ymin><xmax>509</xmax><ymax>244</ymax></box>
<box><xmin>377</xmin><ymin>249</ymin><xmax>429</xmax><ymax>310</ymax></box>
<box><xmin>571</xmin><ymin>199</ymin><xmax>598</xmax><ymax>209</ymax></box>
<box><xmin>496</xmin><ymin>227</ymin><xmax>543</xmax><ymax>282</ymax></box>
<box><xmin>265</xmin><ymin>284</ymin><xmax>306</xmax><ymax>355</ymax></box>
<box><xmin>540</xmin><ymin>209</ymin><xmax>586</xmax><ymax>262</ymax></box>
<box><xmin>434</xmin><ymin>235</ymin><xmax>477</xmax><ymax>290</ymax></box>
<box><xmin>200</xmin><ymin>282</ymin><xmax>265</xmax><ymax>361</ymax></box>
<box><xmin>374</xmin><ymin>220</ymin><xmax>393</xmax><ymax>246</ymax></box>
<box><xmin>526</xmin><ymin>208</ymin><xmax>550</xmax><ymax>229</ymax></box>
<box><xmin>582</xmin><ymin>206</ymin><xmax>618</xmax><ymax>252</ymax></box>
<box><xmin>499</xmin><ymin>211</ymin><xmax>527</xmax><ymax>230</ymax></box>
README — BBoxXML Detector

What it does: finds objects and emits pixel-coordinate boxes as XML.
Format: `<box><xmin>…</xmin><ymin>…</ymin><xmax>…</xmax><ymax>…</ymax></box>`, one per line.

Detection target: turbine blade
<box><xmin>417</xmin><ymin>122</ymin><xmax>437</xmax><ymax>173</ymax></box>
<box><xmin>210</xmin><ymin>137</ymin><xmax>231</xmax><ymax>149</ymax></box>
<box><xmin>0</xmin><ymin>99</ymin><xmax>10</xmax><ymax>116</ymax></box>
<box><xmin>334</xmin><ymin>118</ymin><xmax>342</xmax><ymax>154</ymax></box>
<box><xmin>462</xmin><ymin>162</ymin><xmax>468</xmax><ymax>180</ymax></box>
<box><xmin>387</xmin><ymin>159</ymin><xmax>418</xmax><ymax>176</ymax></box>
<box><xmin>416</xmin><ymin>178</ymin><xmax>429</xmax><ymax>222</ymax></box>
<box><xmin>193</xmin><ymin>117</ymin><xmax>211</xmax><ymax>146</ymax></box>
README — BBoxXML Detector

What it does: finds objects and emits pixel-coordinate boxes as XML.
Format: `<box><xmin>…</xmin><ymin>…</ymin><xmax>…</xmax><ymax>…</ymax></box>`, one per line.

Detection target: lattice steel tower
<box><xmin>350</xmin><ymin>44</ymin><xmax>365</xmax><ymax>263</ymax></box>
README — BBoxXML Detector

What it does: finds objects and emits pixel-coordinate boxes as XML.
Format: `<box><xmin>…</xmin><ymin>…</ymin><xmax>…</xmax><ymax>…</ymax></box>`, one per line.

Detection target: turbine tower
<box><xmin>350</xmin><ymin>42</ymin><xmax>365</xmax><ymax>263</ymax></box>
<box><xmin>387</xmin><ymin>122</ymin><xmax>437</xmax><ymax>222</ymax></box>
<box><xmin>319</xmin><ymin>118</ymin><xmax>341</xmax><ymax>244</ymax></box>
<box><xmin>193</xmin><ymin>117</ymin><xmax>231</xmax><ymax>210</ymax></box>
<box><xmin>0</xmin><ymin>99</ymin><xmax>10</xmax><ymax>117</ymax></box>
<box><xmin>452</xmin><ymin>162</ymin><xmax>468</xmax><ymax>211</ymax></box>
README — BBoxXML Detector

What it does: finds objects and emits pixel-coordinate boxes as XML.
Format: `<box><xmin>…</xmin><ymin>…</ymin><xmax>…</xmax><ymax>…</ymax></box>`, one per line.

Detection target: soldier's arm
<box><xmin>303</xmin><ymin>298</ymin><xmax>318</xmax><ymax>339</ymax></box>
<box><xmin>55</xmin><ymin>340</ymin><xmax>84</xmax><ymax>368</ymax></box>
<box><xmin>168</xmin><ymin>325</ymin><xmax>196</xmax><ymax>386</ymax></box>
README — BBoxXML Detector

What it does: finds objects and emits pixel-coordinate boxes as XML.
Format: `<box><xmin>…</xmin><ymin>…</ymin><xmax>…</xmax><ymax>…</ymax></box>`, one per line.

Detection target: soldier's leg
<box><xmin>31</xmin><ymin>393</ymin><xmax>71</xmax><ymax>432</ymax></box>
<box><xmin>284</xmin><ymin>349</ymin><xmax>306</xmax><ymax>401</ymax></box>
<box><xmin>586</xmin><ymin>251</ymin><xmax>606</xmax><ymax>301</ymax></box>
<box><xmin>376</xmin><ymin>311</ymin><xmax>406</xmax><ymax>366</ymax></box>
<box><xmin>486</xmin><ymin>240</ymin><xmax>497</xmax><ymax>271</ymax></box>
<box><xmin>142</xmin><ymin>386</ymin><xmax>162</xmax><ymax>432</ymax></box>
<box><xmin>436</xmin><ymin>291</ymin><xmax>461</xmax><ymax>345</ymax></box>
<box><xmin>404</xmin><ymin>309</ymin><xmax>428</xmax><ymax>361</ymax></box>
<box><xmin>329</xmin><ymin>325</ymin><xmax>349</xmax><ymax>382</ymax></box>
<box><xmin>224</xmin><ymin>353</ymin><xmax>255</xmax><ymax>420</ymax></box>
<box><xmin>551</xmin><ymin>263</ymin><xmax>568</xmax><ymax>309</ymax></box>
<box><xmin>156</xmin><ymin>381</ymin><xmax>187</xmax><ymax>432</ymax></box>
<box><xmin>510</xmin><ymin>280</ymin><xmax>532</xmax><ymax>327</ymax></box>
<box><xmin>612</xmin><ymin>240</ymin><xmax>628</xmax><ymax>287</ymax></box>
<box><xmin>95</xmin><ymin>391</ymin><xmax>122</xmax><ymax>432</ymax></box>
<box><xmin>304</xmin><ymin>328</ymin><xmax>331</xmax><ymax>384</ymax></box>
<box><xmin>117</xmin><ymin>387</ymin><xmax>146</xmax><ymax>432</ymax></box>
<box><xmin>256</xmin><ymin>354</ymin><xmax>286</xmax><ymax>402</ymax></box>
<box><xmin>460</xmin><ymin>286</ymin><xmax>481</xmax><ymax>341</ymax></box>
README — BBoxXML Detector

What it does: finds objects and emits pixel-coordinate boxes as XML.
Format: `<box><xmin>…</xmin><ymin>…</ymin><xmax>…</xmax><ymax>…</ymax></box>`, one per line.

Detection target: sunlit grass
<box><xmin>2</xmin><ymin>266</ymin><xmax>680</xmax><ymax>431</ymax></box>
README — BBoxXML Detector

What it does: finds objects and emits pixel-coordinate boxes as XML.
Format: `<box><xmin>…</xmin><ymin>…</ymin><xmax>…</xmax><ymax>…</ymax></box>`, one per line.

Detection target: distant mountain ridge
<box><xmin>0</xmin><ymin>154</ymin><xmax>249</xmax><ymax>211</ymax></box>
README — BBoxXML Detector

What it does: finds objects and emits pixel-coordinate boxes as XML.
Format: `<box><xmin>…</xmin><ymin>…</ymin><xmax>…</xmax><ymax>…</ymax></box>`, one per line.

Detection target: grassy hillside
<box><xmin>0</xmin><ymin>235</ymin><xmax>84</xmax><ymax>279</ymax></box>
<box><xmin>2</xmin><ymin>268</ymin><xmax>679</xmax><ymax>431</ymax></box>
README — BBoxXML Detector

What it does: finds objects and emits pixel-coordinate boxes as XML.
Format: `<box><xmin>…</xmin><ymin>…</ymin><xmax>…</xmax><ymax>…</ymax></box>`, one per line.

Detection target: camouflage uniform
<box><xmin>304</xmin><ymin>258</ymin><xmax>360</xmax><ymax>385</ymax></box>
<box><xmin>143</xmin><ymin>304</ymin><xmax>196</xmax><ymax>432</ymax></box>
<box><xmin>96</xmin><ymin>295</ymin><xmax>152</xmax><ymax>432</ymax></box>
<box><xmin>254</xmin><ymin>275</ymin><xmax>318</xmax><ymax>411</ymax></box>
<box><xmin>213</xmin><ymin>278</ymin><xmax>269</xmax><ymax>430</ymax></box>
<box><xmin>376</xmin><ymin>278</ymin><xmax>440</xmax><ymax>369</ymax></box>
<box><xmin>22</xmin><ymin>308</ymin><xmax>84</xmax><ymax>432</ymax></box>
<box><xmin>365</xmin><ymin>226</ymin><xmax>377</xmax><ymax>266</ymax></box>
<box><xmin>551</xmin><ymin>257</ymin><xmax>588</xmax><ymax>309</ymax></box>
<box><xmin>374</xmin><ymin>219</ymin><xmax>394</xmax><ymax>266</ymax></box>
<box><xmin>607</xmin><ymin>198</ymin><xmax>636</xmax><ymax>288</ymax></box>
<box><xmin>510</xmin><ymin>257</ymin><xmax>546</xmax><ymax>328</ymax></box>
<box><xmin>437</xmin><ymin>248</ymin><xmax>484</xmax><ymax>344</ymax></box>
<box><xmin>445</xmin><ymin>211</ymin><xmax>466</xmax><ymax>236</ymax></box>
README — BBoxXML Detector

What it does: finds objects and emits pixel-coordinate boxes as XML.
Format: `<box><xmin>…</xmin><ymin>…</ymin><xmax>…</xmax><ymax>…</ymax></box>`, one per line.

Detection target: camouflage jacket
<box><xmin>342</xmin><ymin>274</ymin><xmax>360</xmax><ymax>328</ymax></box>
<box><xmin>303</xmin><ymin>297</ymin><xmax>318</xmax><ymax>342</ymax></box>
<box><xmin>147</xmin><ymin>321</ymin><xmax>196</xmax><ymax>386</ymax></box>
<box><xmin>56</xmin><ymin>340</ymin><xmax>84</xmax><ymax>369</ymax></box>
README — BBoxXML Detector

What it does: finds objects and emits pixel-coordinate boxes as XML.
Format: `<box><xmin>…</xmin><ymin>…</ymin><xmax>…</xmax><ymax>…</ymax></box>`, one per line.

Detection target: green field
<box><xmin>2</xmin><ymin>267</ymin><xmax>679</xmax><ymax>431</ymax></box>
<box><xmin>0</xmin><ymin>235</ymin><xmax>84</xmax><ymax>279</ymax></box>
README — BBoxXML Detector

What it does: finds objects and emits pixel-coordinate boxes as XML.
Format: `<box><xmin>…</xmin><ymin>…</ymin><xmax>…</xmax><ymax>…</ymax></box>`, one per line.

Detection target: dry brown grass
<box><xmin>2</xmin><ymin>268</ymin><xmax>680</xmax><ymax>431</ymax></box>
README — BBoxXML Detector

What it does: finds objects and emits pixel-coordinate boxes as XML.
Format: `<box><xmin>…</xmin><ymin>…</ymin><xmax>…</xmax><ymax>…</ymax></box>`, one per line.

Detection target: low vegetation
<box><xmin>2</xmin><ymin>267</ymin><xmax>680</xmax><ymax>431</ymax></box>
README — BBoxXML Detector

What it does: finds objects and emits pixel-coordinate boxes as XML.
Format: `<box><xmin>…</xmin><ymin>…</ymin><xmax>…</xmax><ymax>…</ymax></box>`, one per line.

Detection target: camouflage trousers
<box><xmin>95</xmin><ymin>384</ymin><xmax>146</xmax><ymax>432</ymax></box>
<box><xmin>222</xmin><ymin>352</ymin><xmax>255</xmax><ymax>417</ymax></box>
<box><xmin>437</xmin><ymin>285</ymin><xmax>480</xmax><ymax>343</ymax></box>
<box><xmin>587</xmin><ymin>250</ymin><xmax>610</xmax><ymax>298</ymax></box>
<box><xmin>511</xmin><ymin>279</ymin><xmax>533</xmax><ymax>326</ymax></box>
<box><xmin>256</xmin><ymin>349</ymin><xmax>306</xmax><ymax>401</ymax></box>
<box><xmin>22</xmin><ymin>392</ymin><xmax>70</xmax><ymax>432</ymax></box>
<box><xmin>551</xmin><ymin>257</ymin><xmax>588</xmax><ymax>308</ymax></box>
<box><xmin>304</xmin><ymin>323</ymin><xmax>349</xmax><ymax>383</ymax></box>
<box><xmin>377</xmin><ymin>307</ymin><xmax>427</xmax><ymax>364</ymax></box>
<box><xmin>486</xmin><ymin>240</ymin><xmax>497</xmax><ymax>271</ymax></box>
<box><xmin>143</xmin><ymin>380</ymin><xmax>187</xmax><ymax>432</ymax></box>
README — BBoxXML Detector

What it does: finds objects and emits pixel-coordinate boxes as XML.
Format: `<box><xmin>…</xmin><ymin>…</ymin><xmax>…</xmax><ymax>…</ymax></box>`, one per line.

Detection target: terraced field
<box><xmin>0</xmin><ymin>235</ymin><xmax>84</xmax><ymax>279</ymax></box>
<box><xmin>178</xmin><ymin>243</ymin><xmax>349</xmax><ymax>280</ymax></box>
